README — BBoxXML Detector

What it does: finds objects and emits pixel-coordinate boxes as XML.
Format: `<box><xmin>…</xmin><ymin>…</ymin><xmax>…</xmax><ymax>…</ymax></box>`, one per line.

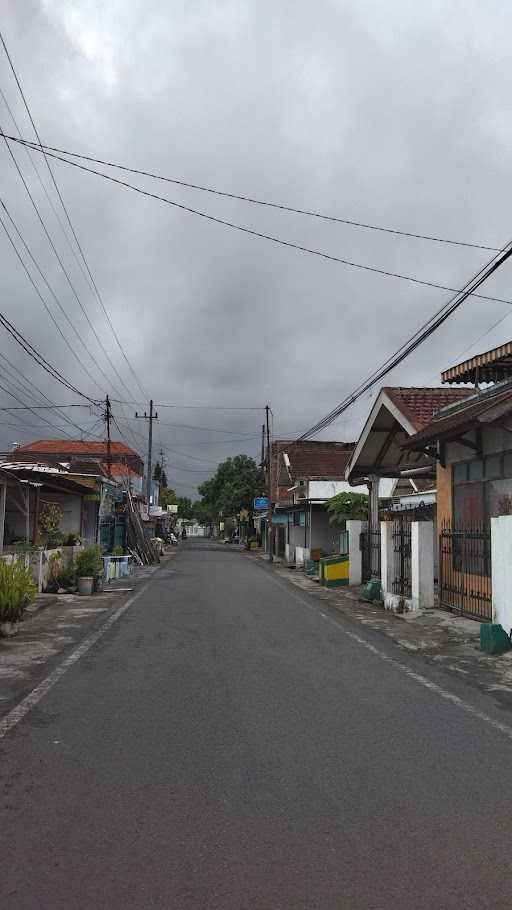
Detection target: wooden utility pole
<box><xmin>260</xmin><ymin>423</ymin><xmax>265</xmax><ymax>468</ymax></box>
<box><xmin>135</xmin><ymin>400</ymin><xmax>159</xmax><ymax>508</ymax></box>
<box><xmin>265</xmin><ymin>404</ymin><xmax>273</xmax><ymax>563</ymax></box>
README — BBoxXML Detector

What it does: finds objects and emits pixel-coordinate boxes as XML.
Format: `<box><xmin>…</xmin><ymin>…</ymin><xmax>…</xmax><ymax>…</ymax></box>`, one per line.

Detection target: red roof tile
<box><xmin>14</xmin><ymin>439</ymin><xmax>140</xmax><ymax>458</ymax></box>
<box><xmin>383</xmin><ymin>387</ymin><xmax>473</xmax><ymax>432</ymax></box>
<box><xmin>403</xmin><ymin>386</ymin><xmax>512</xmax><ymax>448</ymax></box>
<box><xmin>272</xmin><ymin>440</ymin><xmax>355</xmax><ymax>481</ymax></box>
<box><xmin>108</xmin><ymin>463</ymin><xmax>140</xmax><ymax>479</ymax></box>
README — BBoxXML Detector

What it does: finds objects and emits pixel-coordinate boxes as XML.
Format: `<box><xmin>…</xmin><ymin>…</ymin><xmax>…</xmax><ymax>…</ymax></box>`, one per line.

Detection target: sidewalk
<box><xmin>247</xmin><ymin>549</ymin><xmax>512</xmax><ymax>705</ymax></box>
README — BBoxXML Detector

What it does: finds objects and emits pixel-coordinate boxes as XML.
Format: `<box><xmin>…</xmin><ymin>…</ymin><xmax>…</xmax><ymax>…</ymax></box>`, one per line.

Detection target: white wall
<box><xmin>492</xmin><ymin>515</ymin><xmax>512</xmax><ymax>633</ymax></box>
<box><xmin>308</xmin><ymin>480</ymin><xmax>368</xmax><ymax>499</ymax></box>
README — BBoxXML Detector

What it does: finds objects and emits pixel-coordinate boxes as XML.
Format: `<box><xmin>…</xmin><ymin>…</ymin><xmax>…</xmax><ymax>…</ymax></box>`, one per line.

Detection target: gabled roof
<box><xmin>345</xmin><ymin>387</ymin><xmax>472</xmax><ymax>483</ymax></box>
<box><xmin>273</xmin><ymin>440</ymin><xmax>355</xmax><ymax>482</ymax></box>
<box><xmin>403</xmin><ymin>383</ymin><xmax>512</xmax><ymax>449</ymax></box>
<box><xmin>13</xmin><ymin>439</ymin><xmax>140</xmax><ymax>457</ymax></box>
<box><xmin>383</xmin><ymin>387</ymin><xmax>473</xmax><ymax>432</ymax></box>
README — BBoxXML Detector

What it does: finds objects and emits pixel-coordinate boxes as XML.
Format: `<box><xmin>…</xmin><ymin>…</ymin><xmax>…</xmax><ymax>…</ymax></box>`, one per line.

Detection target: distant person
<box><xmin>181</xmin><ymin>527</ymin><xmax>187</xmax><ymax>541</ymax></box>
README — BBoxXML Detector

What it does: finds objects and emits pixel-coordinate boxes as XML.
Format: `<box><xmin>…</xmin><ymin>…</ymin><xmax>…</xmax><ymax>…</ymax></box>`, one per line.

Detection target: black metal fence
<box><xmin>392</xmin><ymin>517</ymin><xmax>412</xmax><ymax>598</ymax></box>
<box><xmin>439</xmin><ymin>523</ymin><xmax>492</xmax><ymax>621</ymax></box>
<box><xmin>361</xmin><ymin>529</ymin><xmax>381</xmax><ymax>582</ymax></box>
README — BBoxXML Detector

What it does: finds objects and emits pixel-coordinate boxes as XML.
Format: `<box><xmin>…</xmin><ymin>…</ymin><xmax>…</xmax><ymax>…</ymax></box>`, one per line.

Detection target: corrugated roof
<box><xmin>383</xmin><ymin>387</ymin><xmax>473</xmax><ymax>431</ymax></box>
<box><xmin>442</xmin><ymin>341</ymin><xmax>512</xmax><ymax>385</ymax></box>
<box><xmin>13</xmin><ymin>439</ymin><xmax>140</xmax><ymax>457</ymax></box>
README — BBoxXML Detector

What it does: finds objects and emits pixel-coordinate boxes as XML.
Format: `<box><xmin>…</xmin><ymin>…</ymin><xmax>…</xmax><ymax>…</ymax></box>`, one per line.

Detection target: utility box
<box><xmin>319</xmin><ymin>554</ymin><xmax>349</xmax><ymax>588</ymax></box>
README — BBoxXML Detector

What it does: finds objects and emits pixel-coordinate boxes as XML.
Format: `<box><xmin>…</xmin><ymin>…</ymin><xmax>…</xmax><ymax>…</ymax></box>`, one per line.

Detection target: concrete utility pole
<box><xmin>135</xmin><ymin>400</ymin><xmax>159</xmax><ymax>508</ymax></box>
<box><xmin>266</xmin><ymin>404</ymin><xmax>273</xmax><ymax>563</ymax></box>
<box><xmin>104</xmin><ymin>395</ymin><xmax>112</xmax><ymax>478</ymax></box>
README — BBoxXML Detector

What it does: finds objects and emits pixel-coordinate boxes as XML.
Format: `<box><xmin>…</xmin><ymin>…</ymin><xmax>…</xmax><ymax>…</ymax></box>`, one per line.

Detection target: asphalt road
<box><xmin>2</xmin><ymin>541</ymin><xmax>512</xmax><ymax>908</ymax></box>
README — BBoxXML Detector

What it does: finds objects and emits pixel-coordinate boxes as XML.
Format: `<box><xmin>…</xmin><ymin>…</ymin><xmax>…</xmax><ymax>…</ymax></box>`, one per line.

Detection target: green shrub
<box><xmin>75</xmin><ymin>545</ymin><xmax>103</xmax><ymax>578</ymax></box>
<box><xmin>38</xmin><ymin>502</ymin><xmax>64</xmax><ymax>548</ymax></box>
<box><xmin>0</xmin><ymin>560</ymin><xmax>37</xmax><ymax>623</ymax></box>
<box><xmin>112</xmin><ymin>545</ymin><xmax>124</xmax><ymax>557</ymax></box>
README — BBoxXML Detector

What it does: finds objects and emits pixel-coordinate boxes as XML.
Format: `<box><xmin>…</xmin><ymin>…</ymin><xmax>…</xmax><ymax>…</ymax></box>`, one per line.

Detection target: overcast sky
<box><xmin>1</xmin><ymin>0</ymin><xmax>512</xmax><ymax>495</ymax></box>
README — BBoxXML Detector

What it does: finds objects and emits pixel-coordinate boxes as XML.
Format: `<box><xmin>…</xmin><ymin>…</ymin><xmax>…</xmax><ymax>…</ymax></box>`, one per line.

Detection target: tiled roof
<box><xmin>383</xmin><ymin>387</ymin><xmax>473</xmax><ymax>432</ymax></box>
<box><xmin>13</xmin><ymin>439</ymin><xmax>140</xmax><ymax>457</ymax></box>
<box><xmin>403</xmin><ymin>385</ymin><xmax>512</xmax><ymax>448</ymax></box>
<box><xmin>108</xmin><ymin>463</ymin><xmax>140</xmax><ymax>479</ymax></box>
<box><xmin>273</xmin><ymin>440</ymin><xmax>355</xmax><ymax>481</ymax></box>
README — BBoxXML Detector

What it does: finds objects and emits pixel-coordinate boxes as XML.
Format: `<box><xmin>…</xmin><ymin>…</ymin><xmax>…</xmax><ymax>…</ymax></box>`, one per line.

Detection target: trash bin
<box><xmin>319</xmin><ymin>554</ymin><xmax>349</xmax><ymax>588</ymax></box>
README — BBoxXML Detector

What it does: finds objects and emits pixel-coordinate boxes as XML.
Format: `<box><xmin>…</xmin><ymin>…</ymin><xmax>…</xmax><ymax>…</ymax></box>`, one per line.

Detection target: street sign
<box><xmin>167</xmin><ymin>504</ymin><xmax>178</xmax><ymax>513</ymax></box>
<box><xmin>253</xmin><ymin>497</ymin><xmax>269</xmax><ymax>510</ymax></box>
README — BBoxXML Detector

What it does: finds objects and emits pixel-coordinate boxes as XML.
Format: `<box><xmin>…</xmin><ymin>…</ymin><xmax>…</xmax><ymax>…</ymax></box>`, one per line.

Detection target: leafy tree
<box><xmin>159</xmin><ymin>486</ymin><xmax>177</xmax><ymax>509</ymax></box>
<box><xmin>327</xmin><ymin>491</ymin><xmax>368</xmax><ymax>524</ymax></box>
<box><xmin>176</xmin><ymin>496</ymin><xmax>194</xmax><ymax>519</ymax></box>
<box><xmin>198</xmin><ymin>455</ymin><xmax>264</xmax><ymax>520</ymax></box>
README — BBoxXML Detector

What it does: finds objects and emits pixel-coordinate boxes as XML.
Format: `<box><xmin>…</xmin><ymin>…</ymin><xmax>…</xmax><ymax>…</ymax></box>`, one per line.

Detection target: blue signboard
<box><xmin>253</xmin><ymin>497</ymin><xmax>269</xmax><ymax>510</ymax></box>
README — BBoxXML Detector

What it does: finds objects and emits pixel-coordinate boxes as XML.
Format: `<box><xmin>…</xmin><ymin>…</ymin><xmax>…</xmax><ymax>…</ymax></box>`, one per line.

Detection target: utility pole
<box><xmin>135</xmin><ymin>400</ymin><xmax>159</xmax><ymax>508</ymax></box>
<box><xmin>265</xmin><ymin>404</ymin><xmax>273</xmax><ymax>563</ymax></box>
<box><xmin>260</xmin><ymin>423</ymin><xmax>265</xmax><ymax>468</ymax></box>
<box><xmin>104</xmin><ymin>395</ymin><xmax>112</xmax><ymax>478</ymax></box>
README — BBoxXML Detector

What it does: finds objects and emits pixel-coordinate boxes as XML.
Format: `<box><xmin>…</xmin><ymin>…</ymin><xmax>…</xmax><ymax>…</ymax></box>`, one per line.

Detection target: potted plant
<box><xmin>75</xmin><ymin>545</ymin><xmax>103</xmax><ymax>596</ymax></box>
<box><xmin>0</xmin><ymin>560</ymin><xmax>37</xmax><ymax>636</ymax></box>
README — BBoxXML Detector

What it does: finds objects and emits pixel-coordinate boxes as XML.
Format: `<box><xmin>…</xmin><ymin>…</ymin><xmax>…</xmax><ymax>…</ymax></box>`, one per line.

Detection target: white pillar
<box><xmin>411</xmin><ymin>521</ymin><xmax>434</xmax><ymax>611</ymax></box>
<box><xmin>347</xmin><ymin>520</ymin><xmax>365</xmax><ymax>585</ymax></box>
<box><xmin>380</xmin><ymin>521</ymin><xmax>395</xmax><ymax>608</ymax></box>
<box><xmin>492</xmin><ymin>516</ymin><xmax>512</xmax><ymax>633</ymax></box>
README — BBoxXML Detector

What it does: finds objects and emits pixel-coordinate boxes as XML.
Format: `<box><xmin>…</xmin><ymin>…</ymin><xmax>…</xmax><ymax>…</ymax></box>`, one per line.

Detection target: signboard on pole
<box><xmin>167</xmin><ymin>504</ymin><xmax>178</xmax><ymax>513</ymax></box>
<box><xmin>253</xmin><ymin>497</ymin><xmax>269</xmax><ymax>511</ymax></box>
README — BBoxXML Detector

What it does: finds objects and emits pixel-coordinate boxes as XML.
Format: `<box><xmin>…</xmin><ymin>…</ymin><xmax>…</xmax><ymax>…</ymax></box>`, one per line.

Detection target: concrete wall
<box><xmin>492</xmin><ymin>515</ymin><xmax>512</xmax><ymax>633</ymax></box>
<box><xmin>311</xmin><ymin>511</ymin><xmax>339</xmax><ymax>553</ymax></box>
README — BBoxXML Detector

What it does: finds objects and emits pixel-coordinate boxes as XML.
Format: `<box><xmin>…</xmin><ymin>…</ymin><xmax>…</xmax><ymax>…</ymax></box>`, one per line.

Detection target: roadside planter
<box><xmin>77</xmin><ymin>576</ymin><xmax>94</xmax><ymax>596</ymax></box>
<box><xmin>75</xmin><ymin>546</ymin><xmax>103</xmax><ymax>597</ymax></box>
<box><xmin>319</xmin><ymin>554</ymin><xmax>349</xmax><ymax>588</ymax></box>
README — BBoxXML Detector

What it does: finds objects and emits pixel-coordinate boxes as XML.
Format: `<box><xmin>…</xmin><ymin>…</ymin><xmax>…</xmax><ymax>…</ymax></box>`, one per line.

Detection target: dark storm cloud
<box><xmin>1</xmin><ymin>0</ymin><xmax>512</xmax><ymax>491</ymax></box>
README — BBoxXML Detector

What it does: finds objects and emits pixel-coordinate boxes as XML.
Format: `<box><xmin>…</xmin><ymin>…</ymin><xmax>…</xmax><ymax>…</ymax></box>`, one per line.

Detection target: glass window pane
<box><xmin>453</xmin><ymin>463</ymin><xmax>468</xmax><ymax>484</ymax></box>
<box><xmin>469</xmin><ymin>459</ymin><xmax>484</xmax><ymax>482</ymax></box>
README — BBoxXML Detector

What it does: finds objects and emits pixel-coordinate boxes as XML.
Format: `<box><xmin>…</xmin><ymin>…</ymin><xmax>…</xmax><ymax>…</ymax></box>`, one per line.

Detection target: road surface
<box><xmin>1</xmin><ymin>541</ymin><xmax>512</xmax><ymax>908</ymax></box>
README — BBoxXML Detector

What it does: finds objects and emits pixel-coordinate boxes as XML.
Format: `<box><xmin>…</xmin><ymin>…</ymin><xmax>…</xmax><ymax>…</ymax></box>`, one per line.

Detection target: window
<box><xmin>452</xmin><ymin>451</ymin><xmax>512</xmax><ymax>524</ymax></box>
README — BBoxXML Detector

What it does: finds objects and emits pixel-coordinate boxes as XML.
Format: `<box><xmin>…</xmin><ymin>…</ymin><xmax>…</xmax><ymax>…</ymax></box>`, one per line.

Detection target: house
<box><xmin>266</xmin><ymin>440</ymin><xmax>366</xmax><ymax>565</ymax></box>
<box><xmin>344</xmin><ymin>386</ymin><xmax>473</xmax><ymax>580</ymax></box>
<box><xmin>402</xmin><ymin>342</ymin><xmax>512</xmax><ymax>620</ymax></box>
<box><xmin>8</xmin><ymin>439</ymin><xmax>145</xmax><ymax>552</ymax></box>
<box><xmin>11</xmin><ymin>439</ymin><xmax>144</xmax><ymax>476</ymax></box>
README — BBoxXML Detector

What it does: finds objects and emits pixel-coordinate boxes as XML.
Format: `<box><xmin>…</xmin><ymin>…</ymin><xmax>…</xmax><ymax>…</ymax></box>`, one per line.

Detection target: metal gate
<box><xmin>392</xmin><ymin>517</ymin><xmax>412</xmax><ymax>598</ymax></box>
<box><xmin>439</xmin><ymin>523</ymin><xmax>492</xmax><ymax>621</ymax></box>
<box><xmin>360</xmin><ymin>529</ymin><xmax>381</xmax><ymax>582</ymax></box>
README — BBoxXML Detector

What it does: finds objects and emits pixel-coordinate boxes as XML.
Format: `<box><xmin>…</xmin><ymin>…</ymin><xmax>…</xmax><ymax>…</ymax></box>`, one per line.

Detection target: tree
<box><xmin>327</xmin><ymin>491</ymin><xmax>368</xmax><ymax>524</ymax></box>
<box><xmin>153</xmin><ymin>461</ymin><xmax>168</xmax><ymax>489</ymax></box>
<box><xmin>159</xmin><ymin>486</ymin><xmax>177</xmax><ymax>509</ymax></box>
<box><xmin>198</xmin><ymin>455</ymin><xmax>264</xmax><ymax>521</ymax></box>
<box><xmin>176</xmin><ymin>496</ymin><xmax>193</xmax><ymax>519</ymax></box>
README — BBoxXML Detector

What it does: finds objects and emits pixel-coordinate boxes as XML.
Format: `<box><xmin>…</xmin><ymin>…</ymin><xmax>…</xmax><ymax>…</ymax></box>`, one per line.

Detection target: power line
<box><xmin>297</xmin><ymin>237</ymin><xmax>512</xmax><ymax>440</ymax></box>
<box><xmin>0</xmin><ymin>308</ymin><xmax>100</xmax><ymax>403</ymax></box>
<box><xmin>8</xmin><ymin>135</ymin><xmax>512</xmax><ymax>308</ymax></box>
<box><xmin>0</xmin><ymin>32</ymin><xmax>146</xmax><ymax>403</ymax></box>
<box><xmin>0</xmin><ymin>203</ymin><xmax>106</xmax><ymax>396</ymax></box>
<box><xmin>6</xmin><ymin>133</ymin><xmax>500</xmax><ymax>253</ymax></box>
